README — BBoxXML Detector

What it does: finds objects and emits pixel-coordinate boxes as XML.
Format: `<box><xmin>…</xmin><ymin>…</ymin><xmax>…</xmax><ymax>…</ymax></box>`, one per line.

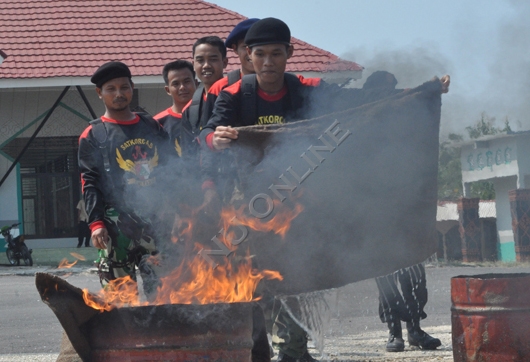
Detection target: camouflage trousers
<box><xmin>95</xmin><ymin>209</ymin><xmax>159</xmax><ymax>297</ymax></box>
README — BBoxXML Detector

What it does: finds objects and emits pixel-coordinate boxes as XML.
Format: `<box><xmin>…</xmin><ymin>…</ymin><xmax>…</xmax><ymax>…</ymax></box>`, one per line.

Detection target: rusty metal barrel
<box><xmin>88</xmin><ymin>303</ymin><xmax>255</xmax><ymax>362</ymax></box>
<box><xmin>451</xmin><ymin>273</ymin><xmax>530</xmax><ymax>362</ymax></box>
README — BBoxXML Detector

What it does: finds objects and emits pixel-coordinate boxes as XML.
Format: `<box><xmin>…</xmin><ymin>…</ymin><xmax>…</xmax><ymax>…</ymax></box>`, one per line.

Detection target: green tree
<box><xmin>438</xmin><ymin>133</ymin><xmax>463</xmax><ymax>200</ymax></box>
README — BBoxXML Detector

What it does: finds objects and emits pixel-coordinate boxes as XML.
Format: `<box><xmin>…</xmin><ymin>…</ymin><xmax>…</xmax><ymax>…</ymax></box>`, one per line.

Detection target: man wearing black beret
<box><xmin>79</xmin><ymin>61</ymin><xmax>172</xmax><ymax>296</ymax></box>
<box><xmin>89</xmin><ymin>60</ymin><xmax>132</xmax><ymax>88</ymax></box>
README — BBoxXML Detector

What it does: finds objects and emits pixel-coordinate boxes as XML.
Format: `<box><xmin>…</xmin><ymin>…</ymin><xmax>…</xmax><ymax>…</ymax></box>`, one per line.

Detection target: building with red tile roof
<box><xmin>0</xmin><ymin>0</ymin><xmax>363</xmax><ymax>87</ymax></box>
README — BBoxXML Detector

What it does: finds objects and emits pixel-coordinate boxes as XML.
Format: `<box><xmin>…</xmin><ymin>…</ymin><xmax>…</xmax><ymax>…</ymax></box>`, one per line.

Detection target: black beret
<box><xmin>90</xmin><ymin>61</ymin><xmax>132</xmax><ymax>88</ymax></box>
<box><xmin>244</xmin><ymin>17</ymin><xmax>291</xmax><ymax>48</ymax></box>
<box><xmin>225</xmin><ymin>18</ymin><xmax>260</xmax><ymax>48</ymax></box>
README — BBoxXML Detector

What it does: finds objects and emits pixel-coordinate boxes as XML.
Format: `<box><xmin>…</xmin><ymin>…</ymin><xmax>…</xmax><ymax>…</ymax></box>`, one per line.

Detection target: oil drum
<box><xmin>451</xmin><ymin>273</ymin><xmax>530</xmax><ymax>361</ymax></box>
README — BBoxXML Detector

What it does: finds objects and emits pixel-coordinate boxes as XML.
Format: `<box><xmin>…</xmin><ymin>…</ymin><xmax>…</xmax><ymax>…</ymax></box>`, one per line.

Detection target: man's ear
<box><xmin>130</xmin><ymin>80</ymin><xmax>135</xmax><ymax>90</ymax></box>
<box><xmin>164</xmin><ymin>85</ymin><xmax>170</xmax><ymax>96</ymax></box>
<box><xmin>246</xmin><ymin>46</ymin><xmax>252</xmax><ymax>57</ymax></box>
<box><xmin>222</xmin><ymin>57</ymin><xmax>228</xmax><ymax>69</ymax></box>
<box><xmin>287</xmin><ymin>45</ymin><xmax>294</xmax><ymax>59</ymax></box>
<box><xmin>96</xmin><ymin>87</ymin><xmax>102</xmax><ymax>99</ymax></box>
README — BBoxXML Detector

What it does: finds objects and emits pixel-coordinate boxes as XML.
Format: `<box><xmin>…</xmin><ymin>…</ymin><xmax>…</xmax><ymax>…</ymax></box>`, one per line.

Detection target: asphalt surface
<box><xmin>0</xmin><ymin>255</ymin><xmax>527</xmax><ymax>361</ymax></box>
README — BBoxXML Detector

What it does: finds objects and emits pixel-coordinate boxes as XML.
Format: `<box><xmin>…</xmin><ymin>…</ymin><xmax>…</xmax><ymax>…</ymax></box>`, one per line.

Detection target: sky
<box><xmin>208</xmin><ymin>0</ymin><xmax>530</xmax><ymax>138</ymax></box>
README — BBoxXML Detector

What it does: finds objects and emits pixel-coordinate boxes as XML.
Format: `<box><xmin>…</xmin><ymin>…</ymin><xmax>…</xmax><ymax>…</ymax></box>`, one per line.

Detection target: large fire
<box><xmin>83</xmin><ymin>199</ymin><xmax>303</xmax><ymax>311</ymax></box>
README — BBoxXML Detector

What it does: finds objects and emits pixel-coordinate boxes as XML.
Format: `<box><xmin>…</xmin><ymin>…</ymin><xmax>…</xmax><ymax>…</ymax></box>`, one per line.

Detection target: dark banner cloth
<box><xmin>225</xmin><ymin>79</ymin><xmax>442</xmax><ymax>295</ymax></box>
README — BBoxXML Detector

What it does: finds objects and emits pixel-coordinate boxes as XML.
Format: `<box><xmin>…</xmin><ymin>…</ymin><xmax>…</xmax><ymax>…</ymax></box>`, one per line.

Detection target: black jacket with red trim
<box><xmin>78</xmin><ymin>113</ymin><xmax>172</xmax><ymax>231</ymax></box>
<box><xmin>198</xmin><ymin>73</ymin><xmax>362</xmax><ymax>147</ymax></box>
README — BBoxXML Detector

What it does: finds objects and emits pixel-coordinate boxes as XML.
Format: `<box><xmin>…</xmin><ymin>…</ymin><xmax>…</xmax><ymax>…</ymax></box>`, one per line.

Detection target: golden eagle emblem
<box><xmin>116</xmin><ymin>146</ymin><xmax>158</xmax><ymax>184</ymax></box>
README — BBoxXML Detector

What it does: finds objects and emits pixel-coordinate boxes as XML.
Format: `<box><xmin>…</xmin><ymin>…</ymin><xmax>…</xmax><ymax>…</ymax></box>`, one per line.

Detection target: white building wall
<box><xmin>493</xmin><ymin>176</ymin><xmax>517</xmax><ymax>262</ymax></box>
<box><xmin>515</xmin><ymin>136</ymin><xmax>530</xmax><ymax>188</ymax></box>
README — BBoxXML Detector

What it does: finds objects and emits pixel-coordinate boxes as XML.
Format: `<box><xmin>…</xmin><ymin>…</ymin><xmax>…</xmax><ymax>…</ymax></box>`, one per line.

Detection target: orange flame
<box><xmin>57</xmin><ymin>258</ymin><xmax>77</xmax><ymax>269</ymax></box>
<box><xmin>220</xmin><ymin>199</ymin><xmax>304</xmax><ymax>242</ymax></box>
<box><xmin>152</xmin><ymin>251</ymin><xmax>282</xmax><ymax>305</ymax></box>
<box><xmin>82</xmin><ymin>276</ymin><xmax>139</xmax><ymax>312</ymax></box>
<box><xmin>82</xmin><ymin>251</ymin><xmax>282</xmax><ymax>311</ymax></box>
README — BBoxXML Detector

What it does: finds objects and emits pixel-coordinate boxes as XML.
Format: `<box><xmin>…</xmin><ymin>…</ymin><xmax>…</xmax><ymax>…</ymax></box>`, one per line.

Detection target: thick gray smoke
<box><xmin>482</xmin><ymin>0</ymin><xmax>530</xmax><ymax>131</ymax></box>
<box><xmin>341</xmin><ymin>0</ymin><xmax>530</xmax><ymax>138</ymax></box>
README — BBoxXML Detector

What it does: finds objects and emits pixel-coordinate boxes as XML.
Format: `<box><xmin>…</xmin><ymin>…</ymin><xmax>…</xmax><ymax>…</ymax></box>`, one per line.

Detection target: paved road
<box><xmin>0</xmin><ymin>263</ymin><xmax>527</xmax><ymax>361</ymax></box>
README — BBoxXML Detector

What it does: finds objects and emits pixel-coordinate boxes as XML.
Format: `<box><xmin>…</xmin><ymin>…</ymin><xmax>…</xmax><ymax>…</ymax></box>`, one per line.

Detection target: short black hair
<box><xmin>192</xmin><ymin>36</ymin><xmax>227</xmax><ymax>59</ymax></box>
<box><xmin>162</xmin><ymin>60</ymin><xmax>195</xmax><ymax>85</ymax></box>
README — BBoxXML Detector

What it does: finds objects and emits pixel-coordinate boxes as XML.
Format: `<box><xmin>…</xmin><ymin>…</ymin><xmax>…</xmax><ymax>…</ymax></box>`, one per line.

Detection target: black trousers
<box><xmin>77</xmin><ymin>221</ymin><xmax>91</xmax><ymax>247</ymax></box>
<box><xmin>375</xmin><ymin>263</ymin><xmax>428</xmax><ymax>324</ymax></box>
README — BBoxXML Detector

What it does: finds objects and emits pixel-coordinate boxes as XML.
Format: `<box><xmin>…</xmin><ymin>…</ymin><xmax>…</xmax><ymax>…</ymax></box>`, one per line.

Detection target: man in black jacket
<box><xmin>78</xmin><ymin>61</ymin><xmax>172</xmax><ymax>295</ymax></box>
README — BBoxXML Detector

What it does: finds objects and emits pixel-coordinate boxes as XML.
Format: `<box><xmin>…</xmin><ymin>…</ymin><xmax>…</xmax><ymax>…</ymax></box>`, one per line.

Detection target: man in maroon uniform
<box><xmin>155</xmin><ymin>59</ymin><xmax>197</xmax><ymax>121</ymax></box>
<box><xmin>78</xmin><ymin>61</ymin><xmax>172</xmax><ymax>295</ymax></box>
<box><xmin>154</xmin><ymin>59</ymin><xmax>197</xmax><ymax>157</ymax></box>
<box><xmin>178</xmin><ymin>37</ymin><xmax>229</xmax><ymax>212</ymax></box>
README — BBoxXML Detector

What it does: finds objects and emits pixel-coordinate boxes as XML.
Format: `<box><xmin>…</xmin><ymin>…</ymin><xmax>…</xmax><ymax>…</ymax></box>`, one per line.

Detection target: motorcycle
<box><xmin>1</xmin><ymin>223</ymin><xmax>33</xmax><ymax>266</ymax></box>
